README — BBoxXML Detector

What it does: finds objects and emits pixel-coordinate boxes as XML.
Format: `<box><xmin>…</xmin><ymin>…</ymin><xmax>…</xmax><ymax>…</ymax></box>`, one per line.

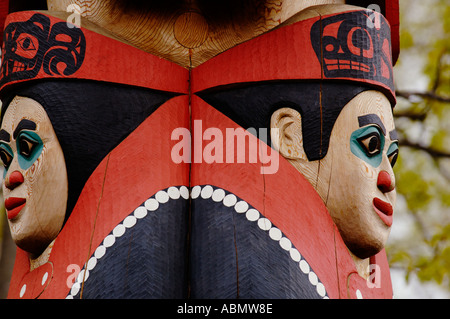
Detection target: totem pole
<box><xmin>0</xmin><ymin>0</ymin><xmax>400</xmax><ymax>299</ymax></box>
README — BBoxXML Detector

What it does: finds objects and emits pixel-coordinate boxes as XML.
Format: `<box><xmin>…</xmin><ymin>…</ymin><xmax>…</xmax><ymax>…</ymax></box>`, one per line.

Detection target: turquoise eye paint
<box><xmin>387</xmin><ymin>142</ymin><xmax>398</xmax><ymax>156</ymax></box>
<box><xmin>387</xmin><ymin>142</ymin><xmax>399</xmax><ymax>167</ymax></box>
<box><xmin>16</xmin><ymin>131</ymin><xmax>43</xmax><ymax>171</ymax></box>
<box><xmin>350</xmin><ymin>125</ymin><xmax>385</xmax><ymax>168</ymax></box>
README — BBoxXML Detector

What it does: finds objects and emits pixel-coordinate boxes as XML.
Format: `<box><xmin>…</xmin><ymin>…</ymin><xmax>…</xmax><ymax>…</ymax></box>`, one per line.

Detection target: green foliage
<box><xmin>430</xmin><ymin>129</ymin><xmax>447</xmax><ymax>150</ymax></box>
<box><xmin>396</xmin><ymin>156</ymin><xmax>432</xmax><ymax>211</ymax></box>
<box><xmin>416</xmin><ymin>225</ymin><xmax>450</xmax><ymax>287</ymax></box>
<box><xmin>400</xmin><ymin>30</ymin><xmax>414</xmax><ymax>50</ymax></box>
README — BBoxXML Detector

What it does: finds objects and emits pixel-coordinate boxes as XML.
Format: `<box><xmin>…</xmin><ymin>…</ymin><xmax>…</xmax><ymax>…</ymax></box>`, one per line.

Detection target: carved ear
<box><xmin>270</xmin><ymin>107</ymin><xmax>308</xmax><ymax>160</ymax></box>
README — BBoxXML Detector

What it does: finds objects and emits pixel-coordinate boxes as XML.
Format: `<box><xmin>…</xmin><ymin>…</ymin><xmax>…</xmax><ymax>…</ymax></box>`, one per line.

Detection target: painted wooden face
<box><xmin>321</xmin><ymin>90</ymin><xmax>398</xmax><ymax>258</ymax></box>
<box><xmin>0</xmin><ymin>96</ymin><xmax>68</xmax><ymax>255</ymax></box>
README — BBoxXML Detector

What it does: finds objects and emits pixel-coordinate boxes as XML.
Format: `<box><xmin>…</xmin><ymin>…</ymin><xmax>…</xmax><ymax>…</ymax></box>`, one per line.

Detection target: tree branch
<box><xmin>399</xmin><ymin>139</ymin><xmax>450</xmax><ymax>159</ymax></box>
<box><xmin>396</xmin><ymin>90</ymin><xmax>450</xmax><ymax>103</ymax></box>
<box><xmin>394</xmin><ymin>111</ymin><xmax>427</xmax><ymax>121</ymax></box>
<box><xmin>431</xmin><ymin>48</ymin><xmax>446</xmax><ymax>94</ymax></box>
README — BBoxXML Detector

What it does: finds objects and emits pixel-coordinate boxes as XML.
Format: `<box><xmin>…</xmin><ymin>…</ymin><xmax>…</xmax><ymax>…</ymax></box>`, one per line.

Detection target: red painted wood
<box><xmin>191</xmin><ymin>15</ymin><xmax>321</xmax><ymax>93</ymax></box>
<box><xmin>345</xmin><ymin>250</ymin><xmax>393</xmax><ymax>299</ymax></box>
<box><xmin>385</xmin><ymin>0</ymin><xmax>400</xmax><ymax>65</ymax></box>
<box><xmin>191</xmin><ymin>96</ymin><xmax>393</xmax><ymax>298</ymax></box>
<box><xmin>334</xmin><ymin>226</ymin><xmax>392</xmax><ymax>299</ymax></box>
<box><xmin>0</xmin><ymin>0</ymin><xmax>8</xmax><ymax>45</ymax></box>
<box><xmin>191</xmin><ymin>9</ymin><xmax>396</xmax><ymax>105</ymax></box>
<box><xmin>190</xmin><ymin>96</ymin><xmax>340</xmax><ymax>297</ymax></box>
<box><xmin>15</xmin><ymin>262</ymin><xmax>53</xmax><ymax>299</ymax></box>
<box><xmin>377</xmin><ymin>170</ymin><xmax>394</xmax><ymax>192</ymax></box>
<box><xmin>0</xmin><ymin>11</ymin><xmax>189</xmax><ymax>94</ymax></box>
<box><xmin>5</xmin><ymin>170</ymin><xmax>24</xmax><ymax>189</ymax></box>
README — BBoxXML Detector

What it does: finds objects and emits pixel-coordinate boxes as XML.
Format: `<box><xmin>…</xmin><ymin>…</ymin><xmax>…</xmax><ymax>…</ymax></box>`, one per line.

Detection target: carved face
<box><xmin>0</xmin><ymin>13</ymin><xmax>85</xmax><ymax>86</ymax></box>
<box><xmin>1</xmin><ymin>14</ymin><xmax>49</xmax><ymax>82</ymax></box>
<box><xmin>271</xmin><ymin>90</ymin><xmax>397</xmax><ymax>259</ymax></box>
<box><xmin>0</xmin><ymin>96</ymin><xmax>68</xmax><ymax>255</ymax></box>
<box><xmin>320</xmin><ymin>90</ymin><xmax>397</xmax><ymax>258</ymax></box>
<box><xmin>310</xmin><ymin>10</ymin><xmax>394</xmax><ymax>95</ymax></box>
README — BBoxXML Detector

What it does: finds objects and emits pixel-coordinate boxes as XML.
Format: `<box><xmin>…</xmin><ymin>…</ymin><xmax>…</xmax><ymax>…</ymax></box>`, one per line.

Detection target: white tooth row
<box><xmin>191</xmin><ymin>185</ymin><xmax>327</xmax><ymax>298</ymax></box>
<box><xmin>66</xmin><ymin>185</ymin><xmax>327</xmax><ymax>299</ymax></box>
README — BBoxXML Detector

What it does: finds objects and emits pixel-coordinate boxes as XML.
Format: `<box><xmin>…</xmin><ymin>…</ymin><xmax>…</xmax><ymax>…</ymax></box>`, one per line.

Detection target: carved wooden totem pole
<box><xmin>0</xmin><ymin>0</ymin><xmax>400</xmax><ymax>299</ymax></box>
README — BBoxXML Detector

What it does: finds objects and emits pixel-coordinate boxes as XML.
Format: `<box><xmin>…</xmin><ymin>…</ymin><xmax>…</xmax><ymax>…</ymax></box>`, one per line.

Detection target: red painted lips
<box><xmin>5</xmin><ymin>197</ymin><xmax>26</xmax><ymax>220</ymax></box>
<box><xmin>373</xmin><ymin>197</ymin><xmax>393</xmax><ymax>227</ymax></box>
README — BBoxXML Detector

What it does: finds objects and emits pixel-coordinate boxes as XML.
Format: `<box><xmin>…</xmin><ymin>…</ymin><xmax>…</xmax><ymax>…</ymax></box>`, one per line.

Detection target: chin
<box><xmin>346</xmin><ymin>229</ymin><xmax>390</xmax><ymax>259</ymax></box>
<box><xmin>15</xmin><ymin>236</ymin><xmax>52</xmax><ymax>257</ymax></box>
<box><xmin>345</xmin><ymin>200</ymin><xmax>393</xmax><ymax>259</ymax></box>
<box><xmin>10</xmin><ymin>221</ymin><xmax>54</xmax><ymax>257</ymax></box>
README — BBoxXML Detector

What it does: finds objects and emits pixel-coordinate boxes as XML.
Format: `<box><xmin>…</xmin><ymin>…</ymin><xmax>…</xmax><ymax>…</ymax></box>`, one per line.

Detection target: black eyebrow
<box><xmin>389</xmin><ymin>129</ymin><xmax>398</xmax><ymax>141</ymax></box>
<box><xmin>13</xmin><ymin>119</ymin><xmax>36</xmax><ymax>139</ymax></box>
<box><xmin>0</xmin><ymin>129</ymin><xmax>10</xmax><ymax>142</ymax></box>
<box><xmin>358</xmin><ymin>114</ymin><xmax>386</xmax><ymax>136</ymax></box>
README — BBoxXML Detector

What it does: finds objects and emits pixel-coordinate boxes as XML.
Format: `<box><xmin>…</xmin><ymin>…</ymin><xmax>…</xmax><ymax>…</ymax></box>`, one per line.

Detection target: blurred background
<box><xmin>0</xmin><ymin>0</ymin><xmax>449</xmax><ymax>298</ymax></box>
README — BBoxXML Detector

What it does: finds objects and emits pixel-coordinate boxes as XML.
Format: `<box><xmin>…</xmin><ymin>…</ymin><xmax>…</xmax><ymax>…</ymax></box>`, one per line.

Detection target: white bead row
<box><xmin>66</xmin><ymin>186</ymin><xmax>189</xmax><ymax>298</ymax></box>
<box><xmin>66</xmin><ymin>185</ymin><xmax>327</xmax><ymax>299</ymax></box>
<box><xmin>191</xmin><ymin>185</ymin><xmax>328</xmax><ymax>299</ymax></box>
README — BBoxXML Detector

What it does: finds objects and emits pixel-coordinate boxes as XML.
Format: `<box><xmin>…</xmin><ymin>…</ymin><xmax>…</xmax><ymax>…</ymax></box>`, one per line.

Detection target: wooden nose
<box><xmin>377</xmin><ymin>170</ymin><xmax>394</xmax><ymax>193</ymax></box>
<box><xmin>6</xmin><ymin>170</ymin><xmax>24</xmax><ymax>190</ymax></box>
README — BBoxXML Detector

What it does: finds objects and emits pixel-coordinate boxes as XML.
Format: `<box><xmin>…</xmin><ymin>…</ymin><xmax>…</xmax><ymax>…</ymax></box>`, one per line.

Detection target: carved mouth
<box><xmin>5</xmin><ymin>197</ymin><xmax>26</xmax><ymax>220</ymax></box>
<box><xmin>372</xmin><ymin>197</ymin><xmax>393</xmax><ymax>227</ymax></box>
<box><xmin>324</xmin><ymin>59</ymin><xmax>370</xmax><ymax>72</ymax></box>
<box><xmin>12</xmin><ymin>60</ymin><xmax>27</xmax><ymax>72</ymax></box>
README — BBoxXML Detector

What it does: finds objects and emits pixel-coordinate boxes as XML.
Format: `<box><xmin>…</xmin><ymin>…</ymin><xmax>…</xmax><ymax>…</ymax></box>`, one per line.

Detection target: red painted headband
<box><xmin>192</xmin><ymin>9</ymin><xmax>396</xmax><ymax>105</ymax></box>
<box><xmin>0</xmin><ymin>9</ymin><xmax>395</xmax><ymax>104</ymax></box>
<box><xmin>0</xmin><ymin>11</ymin><xmax>189</xmax><ymax>94</ymax></box>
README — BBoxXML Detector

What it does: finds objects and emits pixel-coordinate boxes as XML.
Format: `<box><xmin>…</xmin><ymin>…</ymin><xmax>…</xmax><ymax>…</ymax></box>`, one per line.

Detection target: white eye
<box><xmin>388</xmin><ymin>149</ymin><xmax>399</xmax><ymax>167</ymax></box>
<box><xmin>0</xmin><ymin>148</ymin><xmax>12</xmax><ymax>168</ymax></box>
<box><xmin>358</xmin><ymin>132</ymin><xmax>381</xmax><ymax>156</ymax></box>
<box><xmin>18</xmin><ymin>135</ymin><xmax>38</xmax><ymax>158</ymax></box>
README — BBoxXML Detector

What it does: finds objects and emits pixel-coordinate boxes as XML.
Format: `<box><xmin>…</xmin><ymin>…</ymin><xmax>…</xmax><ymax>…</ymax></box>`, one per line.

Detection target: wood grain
<box><xmin>47</xmin><ymin>0</ymin><xmax>345</xmax><ymax>68</ymax></box>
